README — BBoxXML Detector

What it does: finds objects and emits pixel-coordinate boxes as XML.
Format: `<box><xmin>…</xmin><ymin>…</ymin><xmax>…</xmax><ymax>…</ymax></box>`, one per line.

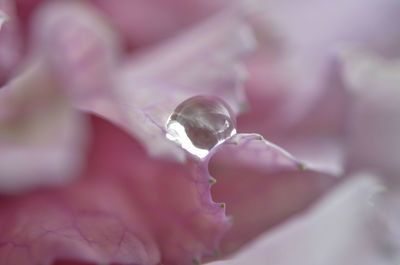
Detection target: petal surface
<box><xmin>210</xmin><ymin>175</ymin><xmax>399</xmax><ymax>265</ymax></box>
<box><xmin>89</xmin><ymin>9</ymin><xmax>255</xmax><ymax>160</ymax></box>
<box><xmin>236</xmin><ymin>0</ymin><xmax>400</xmax><ymax>177</ymax></box>
<box><xmin>31</xmin><ymin>1</ymin><xmax>256</xmax><ymax>161</ymax></box>
<box><xmin>0</xmin><ymin>116</ymin><xmax>230</xmax><ymax>265</ymax></box>
<box><xmin>239</xmin><ymin>0</ymin><xmax>400</xmax><ymax>134</ymax></box>
<box><xmin>0</xmin><ymin>115</ymin><xmax>337</xmax><ymax>265</ymax></box>
<box><xmin>207</xmin><ymin>134</ymin><xmax>337</xmax><ymax>256</ymax></box>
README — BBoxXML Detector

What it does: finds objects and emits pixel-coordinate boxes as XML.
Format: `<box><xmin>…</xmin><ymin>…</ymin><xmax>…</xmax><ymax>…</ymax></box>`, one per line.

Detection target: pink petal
<box><xmin>338</xmin><ymin>47</ymin><xmax>400</xmax><ymax>183</ymax></box>
<box><xmin>0</xmin><ymin>61</ymin><xmax>88</xmax><ymax>193</ymax></box>
<box><xmin>207</xmin><ymin>134</ymin><xmax>337</xmax><ymax>256</ymax></box>
<box><xmin>240</xmin><ymin>0</ymin><xmax>400</xmax><ymax>134</ymax></box>
<box><xmin>210</xmin><ymin>175</ymin><xmax>398</xmax><ymax>265</ymax></box>
<box><xmin>237</xmin><ymin>0</ymin><xmax>400</xmax><ymax>177</ymax></box>
<box><xmin>116</xmin><ymin>9</ymin><xmax>255</xmax><ymax>114</ymax></box>
<box><xmin>31</xmin><ymin>1</ymin><xmax>256</xmax><ymax>161</ymax></box>
<box><xmin>0</xmin><ymin>115</ymin><xmax>230</xmax><ymax>265</ymax></box>
<box><xmin>90</xmin><ymin>0</ymin><xmax>228</xmax><ymax>49</ymax></box>
<box><xmin>0</xmin><ymin>178</ymin><xmax>161</xmax><ymax>265</ymax></box>
<box><xmin>31</xmin><ymin>1</ymin><xmax>121</xmax><ymax>103</ymax></box>
<box><xmin>0</xmin><ymin>115</ymin><xmax>337</xmax><ymax>265</ymax></box>
<box><xmin>87</xmin><ymin>9</ymin><xmax>255</xmax><ymax>159</ymax></box>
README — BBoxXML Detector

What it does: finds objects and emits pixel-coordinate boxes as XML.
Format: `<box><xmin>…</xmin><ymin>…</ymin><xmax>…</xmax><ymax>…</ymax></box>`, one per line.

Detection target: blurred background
<box><xmin>0</xmin><ymin>0</ymin><xmax>399</xmax><ymax>265</ymax></box>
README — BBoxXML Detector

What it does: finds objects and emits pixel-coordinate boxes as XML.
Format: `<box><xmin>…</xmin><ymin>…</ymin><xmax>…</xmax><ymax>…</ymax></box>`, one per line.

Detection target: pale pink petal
<box><xmin>0</xmin><ymin>0</ymin><xmax>23</xmax><ymax>85</ymax></box>
<box><xmin>210</xmin><ymin>175</ymin><xmax>399</xmax><ymax>265</ymax></box>
<box><xmin>0</xmin><ymin>61</ymin><xmax>88</xmax><ymax>193</ymax></box>
<box><xmin>31</xmin><ymin>1</ymin><xmax>255</xmax><ymax>161</ymax></box>
<box><xmin>239</xmin><ymin>79</ymin><xmax>347</xmax><ymax>176</ymax></box>
<box><xmin>338</xmin><ymin>47</ymin><xmax>400</xmax><ymax>183</ymax></box>
<box><xmin>0</xmin><ymin>115</ymin><xmax>337</xmax><ymax>265</ymax></box>
<box><xmin>238</xmin><ymin>0</ymin><xmax>400</xmax><ymax>177</ymax></box>
<box><xmin>240</xmin><ymin>0</ymin><xmax>400</xmax><ymax>133</ymax></box>
<box><xmin>207</xmin><ymin>134</ymin><xmax>337</xmax><ymax>256</ymax></box>
<box><xmin>91</xmin><ymin>0</ymin><xmax>229</xmax><ymax>48</ymax></box>
<box><xmin>31</xmin><ymin>1</ymin><xmax>121</xmax><ymax>103</ymax></box>
<box><xmin>116</xmin><ymin>9</ymin><xmax>255</xmax><ymax>114</ymax></box>
<box><xmin>0</xmin><ymin>115</ymin><xmax>230</xmax><ymax>265</ymax></box>
<box><xmin>85</xmin><ymin>10</ymin><xmax>255</xmax><ymax>160</ymax></box>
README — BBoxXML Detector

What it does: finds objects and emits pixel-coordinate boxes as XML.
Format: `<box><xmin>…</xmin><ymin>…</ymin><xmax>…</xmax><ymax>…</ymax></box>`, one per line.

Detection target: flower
<box><xmin>0</xmin><ymin>1</ymin><xmax>399</xmax><ymax>265</ymax></box>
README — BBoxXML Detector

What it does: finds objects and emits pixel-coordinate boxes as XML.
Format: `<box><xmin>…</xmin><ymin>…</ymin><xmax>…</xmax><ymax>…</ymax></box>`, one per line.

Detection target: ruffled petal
<box><xmin>206</xmin><ymin>134</ymin><xmax>337</xmax><ymax>256</ymax></box>
<box><xmin>0</xmin><ymin>115</ymin><xmax>337</xmax><ymax>265</ymax></box>
<box><xmin>31</xmin><ymin>1</ymin><xmax>255</xmax><ymax>161</ymax></box>
<box><xmin>0</xmin><ymin>61</ymin><xmax>88</xmax><ymax>193</ymax></box>
<box><xmin>88</xmin><ymin>9</ymin><xmax>255</xmax><ymax>160</ymax></box>
<box><xmin>210</xmin><ymin>175</ymin><xmax>399</xmax><ymax>265</ymax></box>
<box><xmin>116</xmin><ymin>9</ymin><xmax>254</xmax><ymax>115</ymax></box>
<box><xmin>0</xmin><ymin>115</ymin><xmax>230</xmax><ymax>265</ymax></box>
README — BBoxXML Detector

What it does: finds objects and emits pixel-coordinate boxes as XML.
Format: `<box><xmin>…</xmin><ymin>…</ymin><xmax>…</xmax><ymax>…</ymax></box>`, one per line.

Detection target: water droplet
<box><xmin>166</xmin><ymin>95</ymin><xmax>237</xmax><ymax>159</ymax></box>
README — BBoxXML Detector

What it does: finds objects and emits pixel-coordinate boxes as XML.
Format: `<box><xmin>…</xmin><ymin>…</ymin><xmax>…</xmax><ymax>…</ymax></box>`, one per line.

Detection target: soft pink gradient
<box><xmin>0</xmin><ymin>116</ymin><xmax>335</xmax><ymax>265</ymax></box>
<box><xmin>211</xmin><ymin>175</ymin><xmax>399</xmax><ymax>265</ymax></box>
<box><xmin>90</xmin><ymin>0</ymin><xmax>228</xmax><ymax>50</ymax></box>
<box><xmin>0</xmin><ymin>0</ymin><xmax>399</xmax><ymax>264</ymax></box>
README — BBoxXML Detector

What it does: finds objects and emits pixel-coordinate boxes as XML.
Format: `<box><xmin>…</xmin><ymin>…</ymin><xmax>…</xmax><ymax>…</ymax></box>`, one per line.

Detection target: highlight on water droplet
<box><xmin>166</xmin><ymin>95</ymin><xmax>237</xmax><ymax>159</ymax></box>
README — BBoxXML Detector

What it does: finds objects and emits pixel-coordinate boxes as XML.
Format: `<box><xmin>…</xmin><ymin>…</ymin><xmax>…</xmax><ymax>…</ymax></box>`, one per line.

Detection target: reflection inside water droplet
<box><xmin>166</xmin><ymin>95</ymin><xmax>237</xmax><ymax>159</ymax></box>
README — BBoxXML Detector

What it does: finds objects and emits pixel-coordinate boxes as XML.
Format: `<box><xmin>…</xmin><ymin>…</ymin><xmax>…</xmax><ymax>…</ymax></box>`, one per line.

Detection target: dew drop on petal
<box><xmin>166</xmin><ymin>95</ymin><xmax>237</xmax><ymax>159</ymax></box>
